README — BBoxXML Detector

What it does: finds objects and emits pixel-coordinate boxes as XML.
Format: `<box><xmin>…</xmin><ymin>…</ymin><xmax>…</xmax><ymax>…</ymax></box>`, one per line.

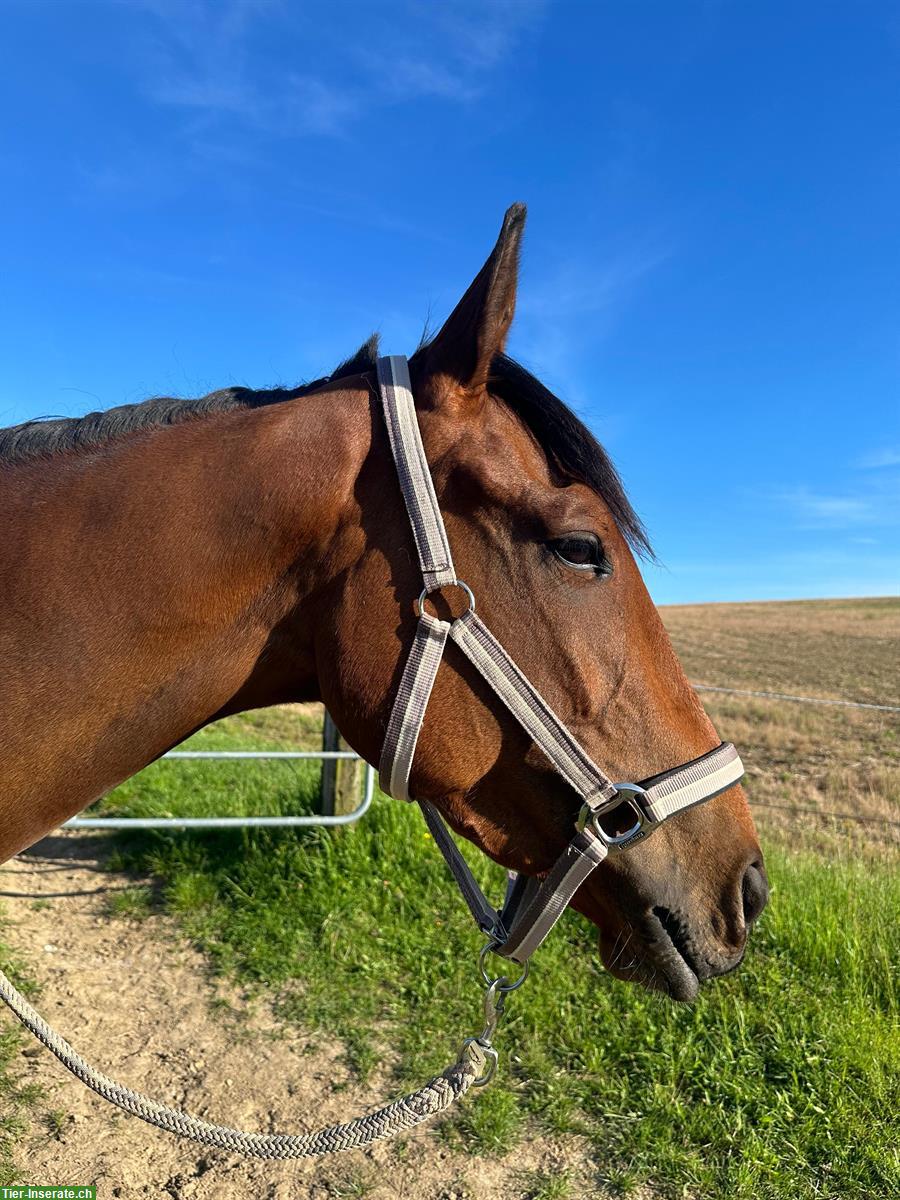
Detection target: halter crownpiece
<box><xmin>376</xmin><ymin>354</ymin><xmax>744</xmax><ymax>964</ymax></box>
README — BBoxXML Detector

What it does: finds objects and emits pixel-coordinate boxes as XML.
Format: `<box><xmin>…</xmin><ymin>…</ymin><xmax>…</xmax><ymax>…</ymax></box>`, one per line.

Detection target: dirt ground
<box><xmin>661</xmin><ymin>596</ymin><xmax>899</xmax><ymax>703</ymax></box>
<box><xmin>1</xmin><ymin>833</ymin><xmax>612</xmax><ymax>1200</ymax></box>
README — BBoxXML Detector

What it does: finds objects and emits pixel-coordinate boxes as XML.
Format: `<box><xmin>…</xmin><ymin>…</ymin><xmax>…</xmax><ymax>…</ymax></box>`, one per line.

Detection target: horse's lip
<box><xmin>657</xmin><ymin>957</ymin><xmax>699</xmax><ymax>1002</ymax></box>
<box><xmin>644</xmin><ymin>908</ymin><xmax>701</xmax><ymax>1001</ymax></box>
<box><xmin>599</xmin><ymin>912</ymin><xmax>700</xmax><ymax>1002</ymax></box>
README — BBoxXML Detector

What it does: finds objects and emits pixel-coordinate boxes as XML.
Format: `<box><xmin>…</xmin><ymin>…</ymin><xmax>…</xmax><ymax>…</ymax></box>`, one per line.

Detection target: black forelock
<box><xmin>487</xmin><ymin>355</ymin><xmax>652</xmax><ymax>558</ymax></box>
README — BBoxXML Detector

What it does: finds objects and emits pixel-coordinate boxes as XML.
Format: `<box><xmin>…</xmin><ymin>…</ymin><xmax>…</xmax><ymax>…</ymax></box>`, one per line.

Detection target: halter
<box><xmin>376</xmin><ymin>355</ymin><xmax>745</xmax><ymax>965</ymax></box>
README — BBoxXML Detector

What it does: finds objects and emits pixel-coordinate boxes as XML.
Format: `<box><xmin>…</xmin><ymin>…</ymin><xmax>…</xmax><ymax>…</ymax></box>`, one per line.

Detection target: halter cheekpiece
<box><xmin>376</xmin><ymin>354</ymin><xmax>745</xmax><ymax>965</ymax></box>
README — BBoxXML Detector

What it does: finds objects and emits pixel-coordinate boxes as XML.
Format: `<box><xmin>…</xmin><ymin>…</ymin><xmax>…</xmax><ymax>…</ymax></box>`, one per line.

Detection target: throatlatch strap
<box><xmin>418</xmin><ymin>800</ymin><xmax>500</xmax><ymax>935</ymax></box>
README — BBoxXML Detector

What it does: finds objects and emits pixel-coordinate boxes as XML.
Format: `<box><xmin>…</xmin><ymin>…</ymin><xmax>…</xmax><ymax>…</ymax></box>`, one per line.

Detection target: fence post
<box><xmin>320</xmin><ymin>712</ymin><xmax>363</xmax><ymax>817</ymax></box>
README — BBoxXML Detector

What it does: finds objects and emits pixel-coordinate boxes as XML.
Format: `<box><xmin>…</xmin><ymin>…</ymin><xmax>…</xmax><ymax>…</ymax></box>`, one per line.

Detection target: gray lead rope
<box><xmin>0</xmin><ymin>967</ymin><xmax>482</xmax><ymax>1157</ymax></box>
<box><xmin>375</xmin><ymin>354</ymin><xmax>745</xmax><ymax>964</ymax></box>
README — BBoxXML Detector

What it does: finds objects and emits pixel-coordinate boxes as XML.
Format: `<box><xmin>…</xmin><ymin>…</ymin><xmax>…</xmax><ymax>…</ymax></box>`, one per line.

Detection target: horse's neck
<box><xmin>0</xmin><ymin>390</ymin><xmax>367</xmax><ymax>859</ymax></box>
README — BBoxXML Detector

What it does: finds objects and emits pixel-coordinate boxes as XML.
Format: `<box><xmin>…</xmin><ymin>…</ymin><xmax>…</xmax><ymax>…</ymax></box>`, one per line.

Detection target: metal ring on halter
<box><xmin>577</xmin><ymin>783</ymin><xmax>657</xmax><ymax>852</ymax></box>
<box><xmin>415</xmin><ymin>579</ymin><xmax>476</xmax><ymax>619</ymax></box>
<box><xmin>479</xmin><ymin>941</ymin><xmax>530</xmax><ymax>991</ymax></box>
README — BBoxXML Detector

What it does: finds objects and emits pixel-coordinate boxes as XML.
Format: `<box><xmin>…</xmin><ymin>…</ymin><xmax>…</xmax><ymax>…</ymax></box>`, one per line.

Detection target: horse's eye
<box><xmin>551</xmin><ymin>534</ymin><xmax>610</xmax><ymax>576</ymax></box>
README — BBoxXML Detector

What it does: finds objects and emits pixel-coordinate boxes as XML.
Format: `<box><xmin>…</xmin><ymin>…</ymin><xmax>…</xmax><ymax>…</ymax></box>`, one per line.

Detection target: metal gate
<box><xmin>64</xmin><ymin>748</ymin><xmax>374</xmax><ymax>831</ymax></box>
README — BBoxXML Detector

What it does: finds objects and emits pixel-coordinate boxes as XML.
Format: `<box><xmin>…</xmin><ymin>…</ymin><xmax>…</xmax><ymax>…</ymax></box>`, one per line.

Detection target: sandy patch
<box><xmin>1</xmin><ymin>832</ymin><xmax>614</xmax><ymax>1200</ymax></box>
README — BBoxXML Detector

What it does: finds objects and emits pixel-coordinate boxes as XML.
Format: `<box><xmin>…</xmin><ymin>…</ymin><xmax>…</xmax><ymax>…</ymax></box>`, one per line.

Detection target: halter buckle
<box><xmin>577</xmin><ymin>783</ymin><xmax>656</xmax><ymax>852</ymax></box>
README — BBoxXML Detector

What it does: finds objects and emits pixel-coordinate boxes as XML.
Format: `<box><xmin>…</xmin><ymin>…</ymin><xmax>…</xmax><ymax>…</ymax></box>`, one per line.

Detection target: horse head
<box><xmin>316</xmin><ymin>206</ymin><xmax>767</xmax><ymax>1000</ymax></box>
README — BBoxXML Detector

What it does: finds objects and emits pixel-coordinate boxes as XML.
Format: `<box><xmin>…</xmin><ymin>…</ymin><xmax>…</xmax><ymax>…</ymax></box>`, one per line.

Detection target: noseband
<box><xmin>376</xmin><ymin>355</ymin><xmax>744</xmax><ymax>965</ymax></box>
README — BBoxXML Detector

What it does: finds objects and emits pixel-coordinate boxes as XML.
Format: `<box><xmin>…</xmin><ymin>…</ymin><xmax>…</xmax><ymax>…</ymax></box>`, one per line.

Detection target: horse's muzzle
<box><xmin>598</xmin><ymin>854</ymin><xmax>769</xmax><ymax>1001</ymax></box>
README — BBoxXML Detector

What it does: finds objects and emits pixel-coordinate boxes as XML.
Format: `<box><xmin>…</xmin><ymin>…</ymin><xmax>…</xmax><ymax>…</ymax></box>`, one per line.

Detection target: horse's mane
<box><xmin>0</xmin><ymin>336</ymin><xmax>381</xmax><ymax>470</ymax></box>
<box><xmin>0</xmin><ymin>335</ymin><xmax>650</xmax><ymax>556</ymax></box>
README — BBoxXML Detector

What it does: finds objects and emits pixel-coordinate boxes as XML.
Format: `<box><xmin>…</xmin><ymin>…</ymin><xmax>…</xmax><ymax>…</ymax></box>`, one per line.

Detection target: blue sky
<box><xmin>1</xmin><ymin>1</ymin><xmax>898</xmax><ymax>604</ymax></box>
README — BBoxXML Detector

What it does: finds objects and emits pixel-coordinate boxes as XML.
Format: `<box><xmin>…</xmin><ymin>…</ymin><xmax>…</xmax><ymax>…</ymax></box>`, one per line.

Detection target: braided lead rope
<box><xmin>0</xmin><ymin>966</ymin><xmax>480</xmax><ymax>1158</ymax></box>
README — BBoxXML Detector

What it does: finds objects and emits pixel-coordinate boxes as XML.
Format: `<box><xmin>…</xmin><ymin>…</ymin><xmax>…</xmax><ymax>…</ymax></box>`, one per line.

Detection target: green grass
<box><xmin>106</xmin><ymin>885</ymin><xmax>155</xmax><ymax>920</ymax></box>
<box><xmin>0</xmin><ymin>914</ymin><xmax>44</xmax><ymax>1185</ymax></box>
<box><xmin>518</xmin><ymin>1169</ymin><xmax>574</xmax><ymax>1200</ymax></box>
<box><xmin>97</xmin><ymin>728</ymin><xmax>900</xmax><ymax>1200</ymax></box>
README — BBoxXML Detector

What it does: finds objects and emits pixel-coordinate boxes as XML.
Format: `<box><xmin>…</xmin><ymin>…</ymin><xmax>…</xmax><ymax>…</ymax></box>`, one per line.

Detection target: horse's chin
<box><xmin>598</xmin><ymin>925</ymin><xmax>700</xmax><ymax>1003</ymax></box>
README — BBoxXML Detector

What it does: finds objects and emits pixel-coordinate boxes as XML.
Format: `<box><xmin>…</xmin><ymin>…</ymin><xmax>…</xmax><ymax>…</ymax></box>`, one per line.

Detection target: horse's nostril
<box><xmin>742</xmin><ymin>860</ymin><xmax>769</xmax><ymax>926</ymax></box>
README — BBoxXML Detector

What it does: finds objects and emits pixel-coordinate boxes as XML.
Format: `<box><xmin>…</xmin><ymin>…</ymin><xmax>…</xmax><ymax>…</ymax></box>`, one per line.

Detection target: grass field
<box><xmin>7</xmin><ymin>598</ymin><xmax>900</xmax><ymax>1197</ymax></box>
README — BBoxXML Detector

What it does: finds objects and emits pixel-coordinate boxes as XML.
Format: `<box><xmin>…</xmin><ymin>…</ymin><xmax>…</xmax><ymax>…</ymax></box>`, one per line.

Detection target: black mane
<box><xmin>0</xmin><ymin>336</ymin><xmax>381</xmax><ymax>468</ymax></box>
<box><xmin>0</xmin><ymin>334</ymin><xmax>650</xmax><ymax>556</ymax></box>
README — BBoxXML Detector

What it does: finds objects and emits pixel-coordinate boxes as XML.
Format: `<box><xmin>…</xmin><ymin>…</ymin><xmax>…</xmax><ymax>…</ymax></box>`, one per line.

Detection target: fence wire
<box><xmin>749</xmin><ymin>800</ymin><xmax>900</xmax><ymax>829</ymax></box>
<box><xmin>693</xmin><ymin>683</ymin><xmax>898</xmax><ymax>832</ymax></box>
<box><xmin>692</xmin><ymin>684</ymin><xmax>900</xmax><ymax>713</ymax></box>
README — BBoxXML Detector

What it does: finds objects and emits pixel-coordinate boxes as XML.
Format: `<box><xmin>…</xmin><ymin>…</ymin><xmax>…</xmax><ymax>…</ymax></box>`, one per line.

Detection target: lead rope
<box><xmin>0</xmin><ymin>954</ymin><xmax>517</xmax><ymax>1157</ymax></box>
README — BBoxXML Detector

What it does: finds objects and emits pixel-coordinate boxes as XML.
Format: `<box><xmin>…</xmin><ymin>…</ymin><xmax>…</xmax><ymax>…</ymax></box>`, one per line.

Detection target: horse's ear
<box><xmin>412</xmin><ymin>203</ymin><xmax>526</xmax><ymax>396</ymax></box>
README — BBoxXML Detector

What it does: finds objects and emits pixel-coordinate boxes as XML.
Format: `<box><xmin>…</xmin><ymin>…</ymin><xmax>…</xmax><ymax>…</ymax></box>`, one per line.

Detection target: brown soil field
<box><xmin>661</xmin><ymin>597</ymin><xmax>900</xmax><ymax>858</ymax></box>
<box><xmin>662</xmin><ymin>596</ymin><xmax>898</xmax><ymax>702</ymax></box>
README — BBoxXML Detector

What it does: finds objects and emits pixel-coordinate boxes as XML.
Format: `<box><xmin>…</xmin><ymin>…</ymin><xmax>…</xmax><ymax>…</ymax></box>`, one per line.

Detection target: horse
<box><xmin>0</xmin><ymin>204</ymin><xmax>767</xmax><ymax>1003</ymax></box>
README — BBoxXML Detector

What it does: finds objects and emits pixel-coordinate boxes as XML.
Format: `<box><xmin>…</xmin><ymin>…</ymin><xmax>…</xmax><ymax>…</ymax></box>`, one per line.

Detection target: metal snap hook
<box><xmin>459</xmin><ymin>940</ymin><xmax>531</xmax><ymax>1089</ymax></box>
<box><xmin>480</xmin><ymin>978</ymin><xmax>506</xmax><ymax>1041</ymax></box>
<box><xmin>459</xmin><ymin>1036</ymin><xmax>499</xmax><ymax>1086</ymax></box>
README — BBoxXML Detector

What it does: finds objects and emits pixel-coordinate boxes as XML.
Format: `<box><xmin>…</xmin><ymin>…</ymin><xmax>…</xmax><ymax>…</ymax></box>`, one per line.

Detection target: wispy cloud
<box><xmin>768</xmin><ymin>461</ymin><xmax>900</xmax><ymax>531</ymax></box>
<box><xmin>774</xmin><ymin>487</ymin><xmax>875</xmax><ymax>527</ymax></box>
<box><xmin>855</xmin><ymin>446</ymin><xmax>900</xmax><ymax>469</ymax></box>
<box><xmin>520</xmin><ymin>246</ymin><xmax>671</xmax><ymax>326</ymax></box>
<box><xmin>512</xmin><ymin>239</ymin><xmax>672</xmax><ymax>407</ymax></box>
<box><xmin>132</xmin><ymin>0</ymin><xmax>544</xmax><ymax>139</ymax></box>
<box><xmin>138</xmin><ymin>1</ymin><xmax>358</xmax><ymax>138</ymax></box>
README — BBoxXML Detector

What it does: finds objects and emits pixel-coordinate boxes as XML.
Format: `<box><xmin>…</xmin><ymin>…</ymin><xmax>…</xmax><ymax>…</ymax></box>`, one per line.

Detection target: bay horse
<box><xmin>0</xmin><ymin>205</ymin><xmax>766</xmax><ymax>1002</ymax></box>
